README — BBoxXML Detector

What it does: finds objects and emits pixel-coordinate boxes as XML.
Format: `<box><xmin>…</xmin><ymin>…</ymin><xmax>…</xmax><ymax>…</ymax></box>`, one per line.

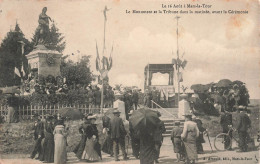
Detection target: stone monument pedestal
<box><xmin>113</xmin><ymin>100</ymin><xmax>126</xmax><ymax>121</ymax></box>
<box><xmin>178</xmin><ymin>94</ymin><xmax>192</xmax><ymax>119</ymax></box>
<box><xmin>26</xmin><ymin>45</ymin><xmax>62</xmax><ymax>78</ymax></box>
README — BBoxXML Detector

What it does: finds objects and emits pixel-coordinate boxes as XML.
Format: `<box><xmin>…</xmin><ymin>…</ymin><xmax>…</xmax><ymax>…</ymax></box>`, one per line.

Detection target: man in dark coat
<box><xmin>235</xmin><ymin>106</ymin><xmax>251</xmax><ymax>152</ymax></box>
<box><xmin>30</xmin><ymin>114</ymin><xmax>44</xmax><ymax>159</ymax></box>
<box><xmin>220</xmin><ymin>109</ymin><xmax>233</xmax><ymax>150</ymax></box>
<box><xmin>194</xmin><ymin>117</ymin><xmax>206</xmax><ymax>153</ymax></box>
<box><xmin>102</xmin><ymin>114</ymin><xmax>114</xmax><ymax>156</ymax></box>
<box><xmin>129</xmin><ymin>110</ymin><xmax>140</xmax><ymax>159</ymax></box>
<box><xmin>109</xmin><ymin>109</ymin><xmax>128</xmax><ymax>161</ymax></box>
<box><xmin>153</xmin><ymin>112</ymin><xmax>166</xmax><ymax>163</ymax></box>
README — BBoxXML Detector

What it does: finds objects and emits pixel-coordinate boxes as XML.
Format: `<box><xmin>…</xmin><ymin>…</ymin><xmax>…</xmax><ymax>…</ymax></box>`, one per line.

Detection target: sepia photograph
<box><xmin>0</xmin><ymin>0</ymin><xmax>259</xmax><ymax>163</ymax></box>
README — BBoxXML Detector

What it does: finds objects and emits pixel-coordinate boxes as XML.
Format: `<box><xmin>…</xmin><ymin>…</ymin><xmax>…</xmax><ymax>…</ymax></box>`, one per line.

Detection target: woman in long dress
<box><xmin>41</xmin><ymin>116</ymin><xmax>55</xmax><ymax>163</ymax></box>
<box><xmin>181</xmin><ymin>114</ymin><xmax>199</xmax><ymax>164</ymax></box>
<box><xmin>53</xmin><ymin>119</ymin><xmax>67</xmax><ymax>164</ymax></box>
<box><xmin>81</xmin><ymin>115</ymin><xmax>102</xmax><ymax>162</ymax></box>
<box><xmin>73</xmin><ymin>115</ymin><xmax>90</xmax><ymax>159</ymax></box>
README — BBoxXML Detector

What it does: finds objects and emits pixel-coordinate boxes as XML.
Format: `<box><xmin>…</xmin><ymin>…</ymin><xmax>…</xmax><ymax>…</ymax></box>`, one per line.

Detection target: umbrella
<box><xmin>1</xmin><ymin>86</ymin><xmax>21</xmax><ymax>94</ymax></box>
<box><xmin>210</xmin><ymin>94</ymin><xmax>225</xmax><ymax>104</ymax></box>
<box><xmin>216</xmin><ymin>79</ymin><xmax>232</xmax><ymax>88</ymax></box>
<box><xmin>190</xmin><ymin>84</ymin><xmax>209</xmax><ymax>93</ymax></box>
<box><xmin>232</xmin><ymin>80</ymin><xmax>244</xmax><ymax>86</ymax></box>
<box><xmin>58</xmin><ymin>107</ymin><xmax>84</xmax><ymax>120</ymax></box>
<box><xmin>129</xmin><ymin>108</ymin><xmax>160</xmax><ymax>132</ymax></box>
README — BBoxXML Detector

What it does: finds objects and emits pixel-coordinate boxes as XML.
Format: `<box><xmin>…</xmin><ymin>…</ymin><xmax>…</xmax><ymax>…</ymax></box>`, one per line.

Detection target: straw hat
<box><xmin>128</xmin><ymin>110</ymin><xmax>134</xmax><ymax>115</ymax></box>
<box><xmin>88</xmin><ymin>114</ymin><xmax>97</xmax><ymax>120</ymax></box>
<box><xmin>113</xmin><ymin>109</ymin><xmax>121</xmax><ymax>114</ymax></box>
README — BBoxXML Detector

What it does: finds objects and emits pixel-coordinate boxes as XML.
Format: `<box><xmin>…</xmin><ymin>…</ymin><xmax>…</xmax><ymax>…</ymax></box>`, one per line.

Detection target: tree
<box><xmin>31</xmin><ymin>21</ymin><xmax>66</xmax><ymax>53</ymax></box>
<box><xmin>61</xmin><ymin>56</ymin><xmax>93</xmax><ymax>88</ymax></box>
<box><xmin>0</xmin><ymin>22</ymin><xmax>33</xmax><ymax>87</ymax></box>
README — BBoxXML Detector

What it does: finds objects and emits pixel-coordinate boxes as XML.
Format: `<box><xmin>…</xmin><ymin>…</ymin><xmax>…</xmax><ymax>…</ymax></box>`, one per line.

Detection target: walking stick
<box><xmin>206</xmin><ymin>131</ymin><xmax>213</xmax><ymax>153</ymax></box>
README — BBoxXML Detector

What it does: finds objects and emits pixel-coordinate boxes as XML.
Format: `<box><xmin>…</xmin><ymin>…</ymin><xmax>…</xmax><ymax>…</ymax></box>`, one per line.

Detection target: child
<box><xmin>171</xmin><ymin>121</ymin><xmax>184</xmax><ymax>162</ymax></box>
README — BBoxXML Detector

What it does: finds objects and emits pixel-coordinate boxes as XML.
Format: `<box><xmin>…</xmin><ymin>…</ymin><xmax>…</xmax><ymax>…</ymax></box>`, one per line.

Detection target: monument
<box><xmin>26</xmin><ymin>7</ymin><xmax>62</xmax><ymax>78</ymax></box>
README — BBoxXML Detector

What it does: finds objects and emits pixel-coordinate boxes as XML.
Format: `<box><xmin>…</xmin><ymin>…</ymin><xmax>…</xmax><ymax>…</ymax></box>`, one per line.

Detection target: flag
<box><xmin>21</xmin><ymin>63</ymin><xmax>25</xmax><ymax>77</ymax></box>
<box><xmin>14</xmin><ymin>67</ymin><xmax>21</xmax><ymax>77</ymax></box>
<box><xmin>102</xmin><ymin>56</ymin><xmax>109</xmax><ymax>70</ymax></box>
<box><xmin>96</xmin><ymin>42</ymin><xmax>101</xmax><ymax>72</ymax></box>
<box><xmin>108</xmin><ymin>46</ymin><xmax>113</xmax><ymax>70</ymax></box>
<box><xmin>181</xmin><ymin>60</ymin><xmax>188</xmax><ymax>69</ymax></box>
<box><xmin>178</xmin><ymin>72</ymin><xmax>183</xmax><ymax>82</ymax></box>
<box><xmin>27</xmin><ymin>64</ymin><xmax>31</xmax><ymax>79</ymax></box>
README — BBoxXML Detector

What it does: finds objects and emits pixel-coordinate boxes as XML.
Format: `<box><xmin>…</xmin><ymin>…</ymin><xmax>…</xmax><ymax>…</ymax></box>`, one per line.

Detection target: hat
<box><xmin>183</xmin><ymin>114</ymin><xmax>192</xmax><ymax>118</ymax></box>
<box><xmin>238</xmin><ymin>105</ymin><xmax>245</xmax><ymax>111</ymax></box>
<box><xmin>128</xmin><ymin>110</ymin><xmax>134</xmax><ymax>115</ymax></box>
<box><xmin>88</xmin><ymin>114</ymin><xmax>97</xmax><ymax>120</ymax></box>
<box><xmin>174</xmin><ymin>121</ymin><xmax>180</xmax><ymax>126</ymax></box>
<box><xmin>113</xmin><ymin>109</ymin><xmax>121</xmax><ymax>114</ymax></box>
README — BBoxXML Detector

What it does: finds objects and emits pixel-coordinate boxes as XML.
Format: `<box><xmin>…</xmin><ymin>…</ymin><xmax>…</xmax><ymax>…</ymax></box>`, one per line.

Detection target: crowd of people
<box><xmin>21</xmin><ymin>102</ymin><xmax>257</xmax><ymax>164</ymax></box>
<box><xmin>30</xmin><ymin>113</ymin><xmax>70</xmax><ymax>164</ymax></box>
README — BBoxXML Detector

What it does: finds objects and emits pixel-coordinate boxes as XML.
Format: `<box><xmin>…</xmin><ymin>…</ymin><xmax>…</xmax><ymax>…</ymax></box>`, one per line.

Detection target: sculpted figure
<box><xmin>34</xmin><ymin>7</ymin><xmax>52</xmax><ymax>46</ymax></box>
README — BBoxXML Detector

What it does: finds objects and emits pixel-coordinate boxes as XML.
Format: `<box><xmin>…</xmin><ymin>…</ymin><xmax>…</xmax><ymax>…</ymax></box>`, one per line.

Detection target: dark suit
<box><xmin>220</xmin><ymin>112</ymin><xmax>232</xmax><ymax>149</ymax></box>
<box><xmin>31</xmin><ymin>120</ymin><xmax>44</xmax><ymax>159</ymax></box>
<box><xmin>235</xmin><ymin>112</ymin><xmax>251</xmax><ymax>151</ymax></box>
<box><xmin>109</xmin><ymin>115</ymin><xmax>127</xmax><ymax>160</ymax></box>
<box><xmin>129</xmin><ymin>119</ymin><xmax>140</xmax><ymax>158</ymax></box>
<box><xmin>153</xmin><ymin>120</ymin><xmax>166</xmax><ymax>160</ymax></box>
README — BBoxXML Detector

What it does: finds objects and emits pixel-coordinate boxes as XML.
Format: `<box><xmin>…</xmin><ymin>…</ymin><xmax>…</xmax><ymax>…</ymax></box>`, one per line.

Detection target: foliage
<box><xmin>61</xmin><ymin>56</ymin><xmax>93</xmax><ymax>88</ymax></box>
<box><xmin>31</xmin><ymin>22</ymin><xmax>66</xmax><ymax>53</ymax></box>
<box><xmin>0</xmin><ymin>23</ymin><xmax>33</xmax><ymax>87</ymax></box>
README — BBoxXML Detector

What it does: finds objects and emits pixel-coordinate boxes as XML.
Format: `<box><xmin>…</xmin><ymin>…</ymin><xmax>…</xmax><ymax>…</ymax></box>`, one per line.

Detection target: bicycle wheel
<box><xmin>214</xmin><ymin>133</ymin><xmax>231</xmax><ymax>151</ymax></box>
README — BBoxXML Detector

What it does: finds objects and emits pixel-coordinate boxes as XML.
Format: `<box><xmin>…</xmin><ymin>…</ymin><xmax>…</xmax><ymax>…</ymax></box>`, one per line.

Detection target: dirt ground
<box><xmin>0</xmin><ymin>137</ymin><xmax>259</xmax><ymax>164</ymax></box>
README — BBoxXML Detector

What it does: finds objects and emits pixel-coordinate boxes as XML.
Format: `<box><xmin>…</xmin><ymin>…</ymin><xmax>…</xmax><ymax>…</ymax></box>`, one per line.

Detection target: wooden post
<box><xmin>30</xmin><ymin>105</ymin><xmax>33</xmax><ymax>120</ymax></box>
<box><xmin>22</xmin><ymin>106</ymin><xmax>25</xmax><ymax>119</ymax></box>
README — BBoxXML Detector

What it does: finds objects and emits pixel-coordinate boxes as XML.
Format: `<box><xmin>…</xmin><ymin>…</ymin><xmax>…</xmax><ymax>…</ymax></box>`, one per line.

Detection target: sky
<box><xmin>0</xmin><ymin>0</ymin><xmax>259</xmax><ymax>98</ymax></box>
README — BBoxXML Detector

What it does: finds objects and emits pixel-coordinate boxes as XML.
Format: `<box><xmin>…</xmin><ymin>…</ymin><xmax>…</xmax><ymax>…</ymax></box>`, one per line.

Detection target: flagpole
<box><xmin>175</xmin><ymin>16</ymin><xmax>180</xmax><ymax>107</ymax></box>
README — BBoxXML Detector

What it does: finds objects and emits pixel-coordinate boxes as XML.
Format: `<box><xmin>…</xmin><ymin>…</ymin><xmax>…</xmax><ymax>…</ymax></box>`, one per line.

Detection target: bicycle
<box><xmin>214</xmin><ymin>125</ymin><xmax>238</xmax><ymax>151</ymax></box>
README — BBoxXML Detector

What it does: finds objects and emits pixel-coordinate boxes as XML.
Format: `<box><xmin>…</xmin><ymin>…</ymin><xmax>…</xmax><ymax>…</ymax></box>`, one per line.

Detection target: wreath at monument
<box><xmin>46</xmin><ymin>54</ymin><xmax>55</xmax><ymax>66</ymax></box>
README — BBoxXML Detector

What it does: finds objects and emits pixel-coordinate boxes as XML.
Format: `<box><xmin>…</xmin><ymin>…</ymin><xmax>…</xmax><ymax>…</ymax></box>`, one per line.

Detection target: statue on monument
<box><xmin>34</xmin><ymin>7</ymin><xmax>53</xmax><ymax>47</ymax></box>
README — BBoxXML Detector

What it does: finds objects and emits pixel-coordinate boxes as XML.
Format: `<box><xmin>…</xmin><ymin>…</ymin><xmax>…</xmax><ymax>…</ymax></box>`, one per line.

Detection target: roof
<box><xmin>145</xmin><ymin>64</ymin><xmax>174</xmax><ymax>71</ymax></box>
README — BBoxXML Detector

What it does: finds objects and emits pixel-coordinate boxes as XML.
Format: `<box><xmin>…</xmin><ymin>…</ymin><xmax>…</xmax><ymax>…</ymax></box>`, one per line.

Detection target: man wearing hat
<box><xmin>30</xmin><ymin>114</ymin><xmax>44</xmax><ymax>159</ymax></box>
<box><xmin>235</xmin><ymin>106</ymin><xmax>251</xmax><ymax>152</ymax></box>
<box><xmin>153</xmin><ymin>112</ymin><xmax>166</xmax><ymax>163</ymax></box>
<box><xmin>129</xmin><ymin>110</ymin><xmax>140</xmax><ymax>159</ymax></box>
<box><xmin>109</xmin><ymin>109</ymin><xmax>128</xmax><ymax>161</ymax></box>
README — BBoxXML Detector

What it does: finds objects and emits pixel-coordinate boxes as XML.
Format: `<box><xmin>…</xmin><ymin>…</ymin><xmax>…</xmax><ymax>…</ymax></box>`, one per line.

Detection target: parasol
<box><xmin>210</xmin><ymin>94</ymin><xmax>225</xmax><ymax>104</ymax></box>
<box><xmin>215</xmin><ymin>79</ymin><xmax>232</xmax><ymax>88</ymax></box>
<box><xmin>129</xmin><ymin>108</ymin><xmax>160</xmax><ymax>132</ymax></box>
<box><xmin>190</xmin><ymin>84</ymin><xmax>210</xmax><ymax>93</ymax></box>
<box><xmin>57</xmin><ymin>107</ymin><xmax>84</xmax><ymax>120</ymax></box>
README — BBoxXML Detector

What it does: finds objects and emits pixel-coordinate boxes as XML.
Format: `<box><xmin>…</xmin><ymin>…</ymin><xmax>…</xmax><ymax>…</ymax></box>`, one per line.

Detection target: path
<box><xmin>1</xmin><ymin>137</ymin><xmax>258</xmax><ymax>164</ymax></box>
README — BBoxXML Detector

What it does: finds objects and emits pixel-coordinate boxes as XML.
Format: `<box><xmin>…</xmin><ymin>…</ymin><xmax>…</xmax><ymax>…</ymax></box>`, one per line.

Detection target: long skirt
<box><xmin>82</xmin><ymin>138</ymin><xmax>100</xmax><ymax>161</ymax></box>
<box><xmin>54</xmin><ymin>134</ymin><xmax>67</xmax><ymax>164</ymax></box>
<box><xmin>140</xmin><ymin>136</ymin><xmax>155</xmax><ymax>164</ymax></box>
<box><xmin>183</xmin><ymin>141</ymin><xmax>197</xmax><ymax>160</ymax></box>
<box><xmin>102</xmin><ymin>135</ymin><xmax>113</xmax><ymax>155</ymax></box>
<box><xmin>42</xmin><ymin>136</ymin><xmax>55</xmax><ymax>162</ymax></box>
<box><xmin>73</xmin><ymin>135</ymin><xmax>87</xmax><ymax>159</ymax></box>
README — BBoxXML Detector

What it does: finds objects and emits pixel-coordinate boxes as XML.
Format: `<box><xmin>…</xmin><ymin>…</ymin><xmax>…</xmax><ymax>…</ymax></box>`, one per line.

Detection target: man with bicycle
<box><xmin>235</xmin><ymin>106</ymin><xmax>251</xmax><ymax>152</ymax></box>
<box><xmin>220</xmin><ymin>109</ymin><xmax>233</xmax><ymax>150</ymax></box>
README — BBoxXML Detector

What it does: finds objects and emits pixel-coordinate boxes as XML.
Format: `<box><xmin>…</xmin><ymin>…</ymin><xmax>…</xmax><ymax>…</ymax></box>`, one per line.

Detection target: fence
<box><xmin>0</xmin><ymin>104</ymin><xmax>101</xmax><ymax>121</ymax></box>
